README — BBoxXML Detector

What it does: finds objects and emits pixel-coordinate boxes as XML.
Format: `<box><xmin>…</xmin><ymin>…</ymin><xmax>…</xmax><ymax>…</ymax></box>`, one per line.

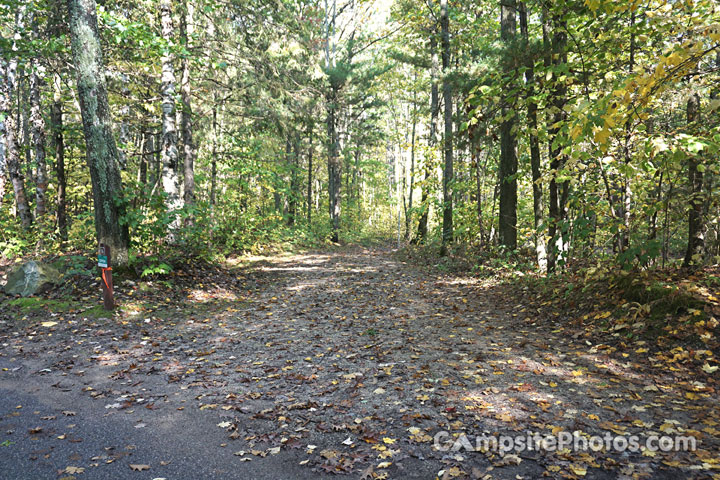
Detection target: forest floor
<box><xmin>0</xmin><ymin>245</ymin><xmax>718</xmax><ymax>480</ymax></box>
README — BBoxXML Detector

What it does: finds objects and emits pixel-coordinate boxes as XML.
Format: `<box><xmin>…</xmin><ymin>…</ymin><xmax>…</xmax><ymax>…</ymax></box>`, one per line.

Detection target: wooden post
<box><xmin>98</xmin><ymin>243</ymin><xmax>115</xmax><ymax>310</ymax></box>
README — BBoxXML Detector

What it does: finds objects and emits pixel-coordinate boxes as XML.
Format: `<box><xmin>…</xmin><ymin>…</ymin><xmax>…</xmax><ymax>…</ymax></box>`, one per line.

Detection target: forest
<box><xmin>0</xmin><ymin>0</ymin><xmax>717</xmax><ymax>270</ymax></box>
<box><xmin>1</xmin><ymin>0</ymin><xmax>720</xmax><ymax>479</ymax></box>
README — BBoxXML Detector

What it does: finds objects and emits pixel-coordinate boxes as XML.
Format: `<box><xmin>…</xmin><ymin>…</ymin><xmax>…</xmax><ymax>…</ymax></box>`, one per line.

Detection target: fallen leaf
<box><xmin>570</xmin><ymin>464</ymin><xmax>587</xmax><ymax>476</ymax></box>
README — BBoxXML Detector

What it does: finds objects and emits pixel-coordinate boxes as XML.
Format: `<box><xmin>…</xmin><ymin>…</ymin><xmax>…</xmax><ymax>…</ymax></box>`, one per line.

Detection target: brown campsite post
<box><xmin>98</xmin><ymin>243</ymin><xmax>115</xmax><ymax>310</ymax></box>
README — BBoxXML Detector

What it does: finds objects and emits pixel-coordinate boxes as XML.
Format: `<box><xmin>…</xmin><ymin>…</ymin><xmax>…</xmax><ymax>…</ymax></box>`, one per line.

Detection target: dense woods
<box><xmin>0</xmin><ymin>0</ymin><xmax>719</xmax><ymax>272</ymax></box>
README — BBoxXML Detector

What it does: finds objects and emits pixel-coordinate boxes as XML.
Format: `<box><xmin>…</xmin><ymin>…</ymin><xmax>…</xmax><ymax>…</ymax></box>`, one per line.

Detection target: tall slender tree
<box><xmin>546</xmin><ymin>10</ymin><xmax>568</xmax><ymax>273</ymax></box>
<box><xmin>51</xmin><ymin>73</ymin><xmax>67</xmax><ymax>242</ymax></box>
<box><xmin>160</xmin><ymin>0</ymin><xmax>182</xmax><ymax>231</ymax></box>
<box><xmin>440</xmin><ymin>0</ymin><xmax>452</xmax><ymax>254</ymax></box>
<box><xmin>1</xmin><ymin>57</ymin><xmax>32</xmax><ymax>229</ymax></box>
<box><xmin>180</xmin><ymin>0</ymin><xmax>195</xmax><ymax>208</ymax></box>
<box><xmin>683</xmin><ymin>92</ymin><xmax>704</xmax><ymax>267</ymax></box>
<box><xmin>498</xmin><ymin>0</ymin><xmax>518</xmax><ymax>250</ymax></box>
<box><xmin>416</xmin><ymin>28</ymin><xmax>439</xmax><ymax>243</ymax></box>
<box><xmin>519</xmin><ymin>2</ymin><xmax>546</xmax><ymax>269</ymax></box>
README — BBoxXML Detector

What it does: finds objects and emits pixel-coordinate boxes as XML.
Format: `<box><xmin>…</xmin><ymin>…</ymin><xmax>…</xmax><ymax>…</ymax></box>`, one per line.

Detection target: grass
<box><xmin>8</xmin><ymin>297</ymin><xmax>74</xmax><ymax>314</ymax></box>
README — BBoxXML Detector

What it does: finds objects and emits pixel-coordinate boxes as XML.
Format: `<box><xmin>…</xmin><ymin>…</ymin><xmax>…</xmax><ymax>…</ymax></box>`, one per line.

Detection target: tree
<box><xmin>683</xmin><ymin>92</ymin><xmax>704</xmax><ymax>267</ymax></box>
<box><xmin>498</xmin><ymin>0</ymin><xmax>517</xmax><ymax>250</ymax></box>
<box><xmin>440</xmin><ymin>0</ymin><xmax>452</xmax><ymax>254</ymax></box>
<box><xmin>160</xmin><ymin>0</ymin><xmax>182</xmax><ymax>231</ymax></box>
<box><xmin>179</xmin><ymin>0</ymin><xmax>195</xmax><ymax>209</ymax></box>
<box><xmin>519</xmin><ymin>1</ymin><xmax>546</xmax><ymax>270</ymax></box>
<box><xmin>2</xmin><ymin>8</ymin><xmax>33</xmax><ymax>229</ymax></box>
<box><xmin>325</xmin><ymin>0</ymin><xmax>341</xmax><ymax>242</ymax></box>
<box><xmin>29</xmin><ymin>16</ymin><xmax>48</xmax><ymax>220</ymax></box>
<box><xmin>545</xmin><ymin>9</ymin><xmax>568</xmax><ymax>273</ymax></box>
<box><xmin>66</xmin><ymin>0</ymin><xmax>130</xmax><ymax>266</ymax></box>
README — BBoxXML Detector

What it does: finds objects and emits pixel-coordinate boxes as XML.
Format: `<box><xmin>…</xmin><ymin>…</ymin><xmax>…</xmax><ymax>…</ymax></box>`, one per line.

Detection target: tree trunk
<box><xmin>498</xmin><ymin>0</ymin><xmax>518</xmax><ymax>250</ymax></box>
<box><xmin>440</xmin><ymin>0</ymin><xmax>453</xmax><ymax>254</ymax></box>
<box><xmin>306</xmin><ymin>121</ymin><xmax>313</xmax><ymax>224</ymax></box>
<box><xmin>405</xmin><ymin>94</ymin><xmax>417</xmax><ymax>241</ymax></box>
<box><xmin>546</xmin><ymin>11</ymin><xmax>568</xmax><ymax>273</ymax></box>
<box><xmin>29</xmin><ymin>18</ymin><xmax>48</xmax><ymax>220</ymax></box>
<box><xmin>325</xmin><ymin>0</ymin><xmax>341</xmax><ymax>242</ymax></box>
<box><xmin>417</xmin><ymin>29</ymin><xmax>438</xmax><ymax>243</ymax></box>
<box><xmin>210</xmin><ymin>98</ymin><xmax>218</xmax><ymax>209</ymax></box>
<box><xmin>139</xmin><ymin>128</ymin><xmax>152</xmax><ymax>186</ymax></box>
<box><xmin>0</xmin><ymin>93</ymin><xmax>5</xmax><ymax>204</ymax></box>
<box><xmin>683</xmin><ymin>92</ymin><xmax>704</xmax><ymax>267</ymax></box>
<box><xmin>327</xmin><ymin>86</ymin><xmax>341</xmax><ymax>242</ymax></box>
<box><xmin>2</xmin><ymin>34</ymin><xmax>32</xmax><ymax>229</ymax></box>
<box><xmin>51</xmin><ymin>74</ymin><xmax>67</xmax><ymax>242</ymax></box>
<box><xmin>618</xmin><ymin>11</ymin><xmax>636</xmax><ymax>252</ymax></box>
<box><xmin>180</xmin><ymin>0</ymin><xmax>195</xmax><ymax>208</ymax></box>
<box><xmin>288</xmin><ymin>136</ymin><xmax>300</xmax><ymax>226</ymax></box>
<box><xmin>66</xmin><ymin>0</ymin><xmax>130</xmax><ymax>266</ymax></box>
<box><xmin>519</xmin><ymin>2</ymin><xmax>547</xmax><ymax>269</ymax></box>
<box><xmin>160</xmin><ymin>0</ymin><xmax>182</xmax><ymax>232</ymax></box>
<box><xmin>117</xmin><ymin>74</ymin><xmax>129</xmax><ymax>169</ymax></box>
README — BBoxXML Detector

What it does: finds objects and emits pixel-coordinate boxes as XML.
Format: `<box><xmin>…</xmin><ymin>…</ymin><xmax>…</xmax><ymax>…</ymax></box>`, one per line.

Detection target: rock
<box><xmin>3</xmin><ymin>261</ymin><xmax>62</xmax><ymax>297</ymax></box>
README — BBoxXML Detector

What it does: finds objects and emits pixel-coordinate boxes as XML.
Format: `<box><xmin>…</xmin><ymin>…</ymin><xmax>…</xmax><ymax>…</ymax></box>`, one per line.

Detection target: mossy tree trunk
<box><xmin>66</xmin><ymin>0</ymin><xmax>130</xmax><ymax>266</ymax></box>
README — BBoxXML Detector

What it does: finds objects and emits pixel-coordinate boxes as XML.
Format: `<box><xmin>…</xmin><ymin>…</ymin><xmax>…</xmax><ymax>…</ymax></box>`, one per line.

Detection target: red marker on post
<box><xmin>98</xmin><ymin>244</ymin><xmax>114</xmax><ymax>310</ymax></box>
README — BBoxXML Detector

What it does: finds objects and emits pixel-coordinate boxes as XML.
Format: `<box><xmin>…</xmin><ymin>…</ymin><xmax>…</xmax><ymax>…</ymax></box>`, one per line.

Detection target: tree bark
<box><xmin>405</xmin><ymin>99</ymin><xmax>417</xmax><ymax>241</ymax></box>
<box><xmin>306</xmin><ymin>121</ymin><xmax>313</xmax><ymax>224</ymax></box>
<box><xmin>618</xmin><ymin>11</ymin><xmax>636</xmax><ymax>252</ymax></box>
<box><xmin>683</xmin><ymin>92</ymin><xmax>704</xmax><ymax>267</ymax></box>
<box><xmin>325</xmin><ymin>0</ymin><xmax>341</xmax><ymax>242</ymax></box>
<box><xmin>545</xmin><ymin>10</ymin><xmax>568</xmax><ymax>273</ymax></box>
<box><xmin>440</xmin><ymin>0</ymin><xmax>453</xmax><ymax>254</ymax></box>
<box><xmin>519</xmin><ymin>2</ymin><xmax>547</xmax><ymax>269</ymax></box>
<box><xmin>180</xmin><ymin>0</ymin><xmax>195</xmax><ymax>208</ymax></box>
<box><xmin>51</xmin><ymin>74</ymin><xmax>67</xmax><ymax>242</ymax></box>
<box><xmin>160</xmin><ymin>0</ymin><xmax>182</xmax><ymax>232</ymax></box>
<box><xmin>66</xmin><ymin>0</ymin><xmax>130</xmax><ymax>266</ymax></box>
<box><xmin>210</xmin><ymin>97</ymin><xmax>218</xmax><ymax>209</ymax></box>
<box><xmin>29</xmin><ymin>18</ymin><xmax>48</xmax><ymax>220</ymax></box>
<box><xmin>288</xmin><ymin>136</ymin><xmax>300</xmax><ymax>225</ymax></box>
<box><xmin>417</xmin><ymin>29</ymin><xmax>438</xmax><ymax>243</ymax></box>
<box><xmin>0</xmin><ymin>91</ymin><xmax>5</xmax><ymax>204</ymax></box>
<box><xmin>2</xmin><ymin>23</ymin><xmax>33</xmax><ymax>229</ymax></box>
<box><xmin>327</xmin><ymin>89</ymin><xmax>341</xmax><ymax>242</ymax></box>
<box><xmin>499</xmin><ymin>0</ymin><xmax>518</xmax><ymax>250</ymax></box>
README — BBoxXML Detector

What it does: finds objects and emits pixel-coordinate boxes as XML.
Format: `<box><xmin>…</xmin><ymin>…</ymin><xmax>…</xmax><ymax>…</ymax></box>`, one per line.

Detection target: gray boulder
<box><xmin>3</xmin><ymin>261</ymin><xmax>62</xmax><ymax>297</ymax></box>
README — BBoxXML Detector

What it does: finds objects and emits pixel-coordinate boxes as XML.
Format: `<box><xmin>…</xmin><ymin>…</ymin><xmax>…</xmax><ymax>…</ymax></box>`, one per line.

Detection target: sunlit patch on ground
<box><xmin>187</xmin><ymin>288</ymin><xmax>238</xmax><ymax>303</ymax></box>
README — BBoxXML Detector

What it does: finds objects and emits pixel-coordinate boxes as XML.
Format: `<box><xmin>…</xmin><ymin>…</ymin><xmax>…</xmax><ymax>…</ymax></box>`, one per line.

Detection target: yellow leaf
<box><xmin>377</xmin><ymin>461</ymin><xmax>392</xmax><ymax>468</ymax></box>
<box><xmin>382</xmin><ymin>437</ymin><xmax>396</xmax><ymax>445</ymax></box>
<box><xmin>570</xmin><ymin>464</ymin><xmax>587</xmax><ymax>476</ymax></box>
<box><xmin>702</xmin><ymin>363</ymin><xmax>719</xmax><ymax>374</ymax></box>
